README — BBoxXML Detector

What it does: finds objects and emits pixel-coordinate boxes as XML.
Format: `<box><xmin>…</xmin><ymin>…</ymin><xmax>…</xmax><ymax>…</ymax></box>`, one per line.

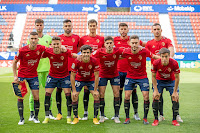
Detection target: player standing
<box><xmin>54</xmin><ymin>19</ymin><xmax>80</xmax><ymax>122</ymax></box>
<box><xmin>79</xmin><ymin>19</ymin><xmax>106</xmax><ymax>120</ymax></box>
<box><xmin>70</xmin><ymin>45</ymin><xmax>100</xmax><ymax>125</ymax></box>
<box><xmin>121</xmin><ymin>35</ymin><xmax>159</xmax><ymax>124</ymax></box>
<box><xmin>27</xmin><ymin>19</ymin><xmax>54</xmax><ymax>121</ymax></box>
<box><xmin>145</xmin><ymin>23</ymin><xmax>182</xmax><ymax>122</ymax></box>
<box><xmin>114</xmin><ymin>23</ymin><xmax>146</xmax><ymax>120</ymax></box>
<box><xmin>13</xmin><ymin>32</ymin><xmax>46</xmax><ymax>125</ymax></box>
<box><xmin>42</xmin><ymin>36</ymin><xmax>78</xmax><ymax>124</ymax></box>
<box><xmin>92</xmin><ymin>36</ymin><xmax>123</xmax><ymax>123</ymax></box>
<box><xmin>151</xmin><ymin>48</ymin><xmax>180</xmax><ymax>126</ymax></box>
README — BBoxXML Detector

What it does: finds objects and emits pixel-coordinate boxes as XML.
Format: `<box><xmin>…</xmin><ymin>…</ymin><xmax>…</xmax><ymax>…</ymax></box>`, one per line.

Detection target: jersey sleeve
<box><xmin>91</xmin><ymin>49</ymin><xmax>99</xmax><ymax>58</ymax></box>
<box><xmin>173</xmin><ymin>60</ymin><xmax>180</xmax><ymax>74</ymax></box>
<box><xmin>67</xmin><ymin>49</ymin><xmax>73</xmax><ymax>58</ymax></box>
<box><xmin>94</xmin><ymin>60</ymin><xmax>100</xmax><ymax>72</ymax></box>
<box><xmin>139</xmin><ymin>40</ymin><xmax>143</xmax><ymax>46</ymax></box>
<box><xmin>167</xmin><ymin>39</ymin><xmax>173</xmax><ymax>48</ymax></box>
<box><xmin>118</xmin><ymin>48</ymin><xmax>124</xmax><ymax>55</ymax></box>
<box><xmin>42</xmin><ymin>49</ymin><xmax>49</xmax><ymax>58</ymax></box>
<box><xmin>121</xmin><ymin>49</ymin><xmax>128</xmax><ymax>58</ymax></box>
<box><xmin>77</xmin><ymin>36</ymin><xmax>80</xmax><ymax>47</ymax></box>
<box><xmin>79</xmin><ymin>37</ymin><xmax>84</xmax><ymax>48</ymax></box>
<box><xmin>100</xmin><ymin>36</ymin><xmax>104</xmax><ymax>48</ymax></box>
<box><xmin>145</xmin><ymin>48</ymin><xmax>153</xmax><ymax>58</ymax></box>
<box><xmin>145</xmin><ymin>41</ymin><xmax>150</xmax><ymax>50</ymax></box>
<box><xmin>71</xmin><ymin>60</ymin><xmax>78</xmax><ymax>73</ymax></box>
<box><xmin>151</xmin><ymin>61</ymin><xmax>157</xmax><ymax>73</ymax></box>
<box><xmin>15</xmin><ymin>49</ymin><xmax>22</xmax><ymax>61</ymax></box>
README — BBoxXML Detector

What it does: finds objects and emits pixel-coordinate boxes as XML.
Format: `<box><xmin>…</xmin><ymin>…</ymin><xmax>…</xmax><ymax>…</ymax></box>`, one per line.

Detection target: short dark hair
<box><xmin>35</xmin><ymin>19</ymin><xmax>44</xmax><ymax>24</ymax></box>
<box><xmin>119</xmin><ymin>23</ymin><xmax>128</xmax><ymax>28</ymax></box>
<box><xmin>30</xmin><ymin>32</ymin><xmax>38</xmax><ymax>36</ymax></box>
<box><xmin>52</xmin><ymin>36</ymin><xmax>61</xmax><ymax>41</ymax></box>
<box><xmin>88</xmin><ymin>19</ymin><xmax>97</xmax><ymax>26</ymax></box>
<box><xmin>152</xmin><ymin>23</ymin><xmax>161</xmax><ymax>28</ymax></box>
<box><xmin>63</xmin><ymin>19</ymin><xmax>72</xmax><ymax>23</ymax></box>
<box><xmin>159</xmin><ymin>48</ymin><xmax>170</xmax><ymax>55</ymax></box>
<box><xmin>130</xmin><ymin>35</ymin><xmax>139</xmax><ymax>40</ymax></box>
<box><xmin>80</xmin><ymin>45</ymin><xmax>92</xmax><ymax>53</ymax></box>
<box><xmin>104</xmin><ymin>36</ymin><xmax>113</xmax><ymax>42</ymax></box>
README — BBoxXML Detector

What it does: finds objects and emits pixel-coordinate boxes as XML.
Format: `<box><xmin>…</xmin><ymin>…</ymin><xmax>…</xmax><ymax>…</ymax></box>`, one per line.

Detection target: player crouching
<box><xmin>71</xmin><ymin>45</ymin><xmax>100</xmax><ymax>125</ymax></box>
<box><xmin>151</xmin><ymin>48</ymin><xmax>180</xmax><ymax>126</ymax></box>
<box><xmin>42</xmin><ymin>36</ymin><xmax>78</xmax><ymax>124</ymax></box>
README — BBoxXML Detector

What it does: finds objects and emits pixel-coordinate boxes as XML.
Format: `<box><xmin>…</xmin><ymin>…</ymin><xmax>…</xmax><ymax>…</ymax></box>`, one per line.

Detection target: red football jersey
<box><xmin>151</xmin><ymin>58</ymin><xmax>180</xmax><ymax>81</ymax></box>
<box><xmin>42</xmin><ymin>48</ymin><xmax>72</xmax><ymax>78</ymax></box>
<box><xmin>71</xmin><ymin>57</ymin><xmax>99</xmax><ymax>81</ymax></box>
<box><xmin>15</xmin><ymin>45</ymin><xmax>46</xmax><ymax>78</ymax></box>
<box><xmin>145</xmin><ymin>36</ymin><xmax>173</xmax><ymax>64</ymax></box>
<box><xmin>92</xmin><ymin>47</ymin><xmax>123</xmax><ymax>78</ymax></box>
<box><xmin>58</xmin><ymin>34</ymin><xmax>80</xmax><ymax>71</ymax></box>
<box><xmin>79</xmin><ymin>35</ymin><xmax>104</xmax><ymax>52</ymax></box>
<box><xmin>114</xmin><ymin>36</ymin><xmax>143</xmax><ymax>72</ymax></box>
<box><xmin>122</xmin><ymin>48</ymin><xmax>153</xmax><ymax>79</ymax></box>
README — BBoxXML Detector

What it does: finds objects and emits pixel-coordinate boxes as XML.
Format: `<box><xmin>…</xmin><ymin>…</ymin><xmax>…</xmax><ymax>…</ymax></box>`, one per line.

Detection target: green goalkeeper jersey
<box><xmin>27</xmin><ymin>34</ymin><xmax>52</xmax><ymax>72</ymax></box>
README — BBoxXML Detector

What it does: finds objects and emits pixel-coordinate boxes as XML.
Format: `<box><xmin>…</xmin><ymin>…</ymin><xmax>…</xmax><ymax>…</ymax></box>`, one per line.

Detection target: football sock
<box><xmin>132</xmin><ymin>89</ymin><xmax>138</xmax><ymax>114</ymax></box>
<box><xmin>44</xmin><ymin>92</ymin><xmax>51</xmax><ymax>116</ymax></box>
<box><xmin>34</xmin><ymin>100</ymin><xmax>40</xmax><ymax>118</ymax></box>
<box><xmin>144</xmin><ymin>100</ymin><xmax>150</xmax><ymax>119</ymax></box>
<box><xmin>159</xmin><ymin>93</ymin><xmax>164</xmax><ymax>116</ymax></box>
<box><xmin>56</xmin><ymin>88</ymin><xmax>62</xmax><ymax>114</ymax></box>
<box><xmin>83</xmin><ymin>89</ymin><xmax>90</xmax><ymax>113</ymax></box>
<box><xmin>114</xmin><ymin>97</ymin><xmax>120</xmax><ymax>117</ymax></box>
<box><xmin>94</xmin><ymin>100</ymin><xmax>100</xmax><ymax>118</ymax></box>
<box><xmin>18</xmin><ymin>99</ymin><xmax>24</xmax><ymax>120</ymax></box>
<box><xmin>124</xmin><ymin>99</ymin><xmax>130</xmax><ymax>118</ymax></box>
<box><xmin>172</xmin><ymin>101</ymin><xmax>179</xmax><ymax>120</ymax></box>
<box><xmin>119</xmin><ymin>90</ymin><xmax>123</xmax><ymax>107</ymax></box>
<box><xmin>72</xmin><ymin>101</ymin><xmax>78</xmax><ymax>118</ymax></box>
<box><xmin>100</xmin><ymin>98</ymin><xmax>105</xmax><ymax>116</ymax></box>
<box><xmin>65</xmin><ymin>93</ymin><xmax>72</xmax><ymax>117</ymax></box>
<box><xmin>152</xmin><ymin>100</ymin><xmax>159</xmax><ymax>120</ymax></box>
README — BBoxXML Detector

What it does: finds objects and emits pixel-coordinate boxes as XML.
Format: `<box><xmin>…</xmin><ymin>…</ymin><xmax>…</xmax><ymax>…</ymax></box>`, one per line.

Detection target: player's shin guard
<box><xmin>152</xmin><ymin>100</ymin><xmax>159</xmax><ymax>120</ymax></box>
<box><xmin>65</xmin><ymin>93</ymin><xmax>72</xmax><ymax>117</ymax></box>
<box><xmin>72</xmin><ymin>101</ymin><xmax>78</xmax><ymax>118</ymax></box>
<box><xmin>34</xmin><ymin>100</ymin><xmax>40</xmax><ymax>118</ymax></box>
<box><xmin>119</xmin><ymin>90</ymin><xmax>123</xmax><ymax>107</ymax></box>
<box><xmin>159</xmin><ymin>93</ymin><xmax>164</xmax><ymax>116</ymax></box>
<box><xmin>100</xmin><ymin>98</ymin><xmax>105</xmax><ymax>116</ymax></box>
<box><xmin>144</xmin><ymin>100</ymin><xmax>150</xmax><ymax>119</ymax></box>
<box><xmin>124</xmin><ymin>99</ymin><xmax>130</xmax><ymax>118</ymax></box>
<box><xmin>114</xmin><ymin>97</ymin><xmax>120</xmax><ymax>117</ymax></box>
<box><xmin>83</xmin><ymin>89</ymin><xmax>90</xmax><ymax>113</ymax></box>
<box><xmin>132</xmin><ymin>89</ymin><xmax>138</xmax><ymax>114</ymax></box>
<box><xmin>172</xmin><ymin>101</ymin><xmax>179</xmax><ymax>120</ymax></box>
<box><xmin>44</xmin><ymin>92</ymin><xmax>51</xmax><ymax>116</ymax></box>
<box><xmin>18</xmin><ymin>99</ymin><xmax>24</xmax><ymax>120</ymax></box>
<box><xmin>94</xmin><ymin>100</ymin><xmax>100</xmax><ymax>118</ymax></box>
<box><xmin>56</xmin><ymin>88</ymin><xmax>62</xmax><ymax>114</ymax></box>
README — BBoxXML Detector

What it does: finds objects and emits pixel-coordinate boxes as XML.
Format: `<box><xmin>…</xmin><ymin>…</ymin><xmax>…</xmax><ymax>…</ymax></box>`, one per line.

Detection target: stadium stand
<box><xmin>176</xmin><ymin>0</ymin><xmax>200</xmax><ymax>5</ymax></box>
<box><xmin>169</xmin><ymin>12</ymin><xmax>200</xmax><ymax>53</ymax></box>
<box><xmin>0</xmin><ymin>12</ymin><xmax>17</xmax><ymax>51</ymax></box>
<box><xmin>57</xmin><ymin>0</ymin><xmax>96</xmax><ymax>4</ymax></box>
<box><xmin>0</xmin><ymin>0</ymin><xmax>49</xmax><ymax>4</ymax></box>
<box><xmin>132</xmin><ymin>0</ymin><xmax>168</xmax><ymax>4</ymax></box>
<box><xmin>98</xmin><ymin>12</ymin><xmax>159</xmax><ymax>42</ymax></box>
<box><xmin>20</xmin><ymin>12</ymin><xmax>88</xmax><ymax>46</ymax></box>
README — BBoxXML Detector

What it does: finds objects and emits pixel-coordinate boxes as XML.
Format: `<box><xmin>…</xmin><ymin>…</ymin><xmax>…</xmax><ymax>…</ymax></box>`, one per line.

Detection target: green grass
<box><xmin>0</xmin><ymin>68</ymin><xmax>200</xmax><ymax>133</ymax></box>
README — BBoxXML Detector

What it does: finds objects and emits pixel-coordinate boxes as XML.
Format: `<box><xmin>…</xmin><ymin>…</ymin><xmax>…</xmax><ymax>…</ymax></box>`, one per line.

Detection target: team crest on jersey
<box><xmin>113</xmin><ymin>54</ymin><xmax>116</xmax><ymax>59</ymax></box>
<box><xmin>86</xmin><ymin>40</ymin><xmax>89</xmax><ymax>42</ymax></box>
<box><xmin>168</xmin><ymin>67</ymin><xmax>171</xmax><ymax>72</ymax></box>
<box><xmin>80</xmin><ymin>66</ymin><xmax>83</xmax><ymax>69</ymax></box>
<box><xmin>138</xmin><ymin>55</ymin><xmax>142</xmax><ymax>60</ymax></box>
<box><xmin>60</xmin><ymin>56</ymin><xmax>64</xmax><ymax>60</ymax></box>
<box><xmin>158</xmin><ymin>69</ymin><xmax>162</xmax><ymax>71</ymax></box>
<box><xmin>152</xmin><ymin>45</ymin><xmax>155</xmax><ymax>48</ymax></box>
<box><xmin>88</xmin><ymin>65</ymin><xmax>92</xmax><ymax>69</ymax></box>
<box><xmin>162</xmin><ymin>42</ymin><xmax>165</xmax><ymax>46</ymax></box>
<box><xmin>72</xmin><ymin>38</ymin><xmax>75</xmax><ymax>43</ymax></box>
<box><xmin>26</xmin><ymin>54</ymin><xmax>30</xmax><ymax>57</ymax></box>
<box><xmin>36</xmin><ymin>51</ymin><xmax>40</xmax><ymax>55</ymax></box>
<box><xmin>71</xmin><ymin>63</ymin><xmax>75</xmax><ymax>69</ymax></box>
<box><xmin>96</xmin><ymin>39</ymin><xmax>100</xmax><ymax>43</ymax></box>
<box><xmin>128</xmin><ymin>57</ymin><xmax>132</xmax><ymax>59</ymax></box>
<box><xmin>102</xmin><ymin>56</ymin><xmax>106</xmax><ymax>58</ymax></box>
<box><xmin>50</xmin><ymin>56</ymin><xmax>53</xmax><ymax>59</ymax></box>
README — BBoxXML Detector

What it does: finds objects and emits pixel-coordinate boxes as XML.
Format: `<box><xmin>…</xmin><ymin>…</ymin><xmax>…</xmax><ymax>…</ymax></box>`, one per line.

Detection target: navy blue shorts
<box><xmin>153</xmin><ymin>80</ymin><xmax>179</xmax><ymax>96</ymax></box>
<box><xmin>119</xmin><ymin>72</ymin><xmax>137</xmax><ymax>89</ymax></box>
<box><xmin>74</xmin><ymin>80</ymin><xmax>95</xmax><ymax>92</ymax></box>
<box><xmin>99</xmin><ymin>76</ymin><xmax>120</xmax><ymax>86</ymax></box>
<box><xmin>45</xmin><ymin>75</ymin><xmax>71</xmax><ymax>89</ymax></box>
<box><xmin>18</xmin><ymin>77</ymin><xmax>39</xmax><ymax>90</ymax></box>
<box><xmin>124</xmin><ymin>78</ymin><xmax>149</xmax><ymax>91</ymax></box>
<box><xmin>56</xmin><ymin>71</ymin><xmax>71</xmax><ymax>88</ymax></box>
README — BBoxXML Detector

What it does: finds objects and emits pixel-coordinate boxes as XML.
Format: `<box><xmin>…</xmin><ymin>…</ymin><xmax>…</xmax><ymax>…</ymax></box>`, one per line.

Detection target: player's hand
<box><xmin>72</xmin><ymin>91</ymin><xmax>78</xmax><ymax>99</ymax></box>
<box><xmin>153</xmin><ymin>90</ymin><xmax>160</xmax><ymax>100</ymax></box>
<box><xmin>172</xmin><ymin>92</ymin><xmax>179</xmax><ymax>102</ymax></box>
<box><xmin>93</xmin><ymin>90</ymin><xmax>99</xmax><ymax>97</ymax></box>
<box><xmin>77</xmin><ymin>55</ymin><xmax>82</xmax><ymax>61</ymax></box>
<box><xmin>13</xmin><ymin>76</ymin><xmax>19</xmax><ymax>83</ymax></box>
<box><xmin>61</xmin><ymin>45</ymin><xmax>67</xmax><ymax>52</ymax></box>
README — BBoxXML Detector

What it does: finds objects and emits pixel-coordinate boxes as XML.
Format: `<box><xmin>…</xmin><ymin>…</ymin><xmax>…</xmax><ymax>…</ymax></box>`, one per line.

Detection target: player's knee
<box><xmin>125</xmin><ymin>93</ymin><xmax>131</xmax><ymax>100</ymax></box>
<box><xmin>143</xmin><ymin>93</ymin><xmax>149</xmax><ymax>101</ymax></box>
<box><xmin>93</xmin><ymin>94</ymin><xmax>99</xmax><ymax>100</ymax></box>
<box><xmin>114</xmin><ymin>91</ymin><xmax>119</xmax><ymax>97</ymax></box>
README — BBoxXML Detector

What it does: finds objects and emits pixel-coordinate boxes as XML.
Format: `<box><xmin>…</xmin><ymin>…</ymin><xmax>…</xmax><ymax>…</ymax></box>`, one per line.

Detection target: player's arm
<box><xmin>169</xmin><ymin>46</ymin><xmax>175</xmax><ymax>58</ymax></box>
<box><xmin>94</xmin><ymin>71</ymin><xmax>99</xmax><ymax>91</ymax></box>
<box><xmin>152</xmin><ymin>54</ymin><xmax>160</xmax><ymax>60</ymax></box>
<box><xmin>152</xmin><ymin>72</ymin><xmax>159</xmax><ymax>100</ymax></box>
<box><xmin>70</xmin><ymin>72</ymin><xmax>77</xmax><ymax>92</ymax></box>
<box><xmin>12</xmin><ymin>59</ymin><xmax>19</xmax><ymax>83</ymax></box>
<box><xmin>172</xmin><ymin>73</ymin><xmax>179</xmax><ymax>102</ymax></box>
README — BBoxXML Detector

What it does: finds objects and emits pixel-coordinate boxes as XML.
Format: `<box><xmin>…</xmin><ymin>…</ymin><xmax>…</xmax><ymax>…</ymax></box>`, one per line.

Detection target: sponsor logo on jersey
<box><xmin>88</xmin><ymin>65</ymin><xmax>92</xmax><ymax>69</ymax></box>
<box><xmin>28</xmin><ymin>59</ymin><xmax>38</xmax><ymax>66</ymax></box>
<box><xmin>128</xmin><ymin>57</ymin><xmax>132</xmax><ymax>59</ymax></box>
<box><xmin>53</xmin><ymin>62</ymin><xmax>63</xmax><ymax>68</ymax></box>
<box><xmin>160</xmin><ymin>73</ymin><xmax>170</xmax><ymax>78</ymax></box>
<box><xmin>158</xmin><ymin>69</ymin><xmax>162</xmax><ymax>71</ymax></box>
<box><xmin>80</xmin><ymin>66</ymin><xmax>83</xmax><ymax>69</ymax></box>
<box><xmin>102</xmin><ymin>56</ymin><xmax>106</xmax><ymax>58</ymax></box>
<box><xmin>81</xmin><ymin>71</ymin><xmax>90</xmax><ymax>77</ymax></box>
<box><xmin>60</xmin><ymin>56</ymin><xmax>64</xmax><ymax>60</ymax></box>
<box><xmin>104</xmin><ymin>61</ymin><xmax>115</xmax><ymax>67</ymax></box>
<box><xmin>130</xmin><ymin>62</ymin><xmax>141</xmax><ymax>68</ymax></box>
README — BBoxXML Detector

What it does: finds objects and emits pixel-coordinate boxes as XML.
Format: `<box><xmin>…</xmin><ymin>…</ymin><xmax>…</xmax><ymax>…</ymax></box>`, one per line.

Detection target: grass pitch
<box><xmin>0</xmin><ymin>68</ymin><xmax>200</xmax><ymax>133</ymax></box>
